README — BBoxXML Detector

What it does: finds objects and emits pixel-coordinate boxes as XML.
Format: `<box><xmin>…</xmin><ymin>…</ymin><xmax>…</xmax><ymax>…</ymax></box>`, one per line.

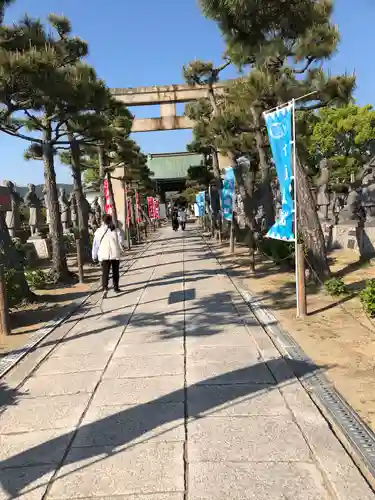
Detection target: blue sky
<box><xmin>0</xmin><ymin>0</ymin><xmax>373</xmax><ymax>185</ymax></box>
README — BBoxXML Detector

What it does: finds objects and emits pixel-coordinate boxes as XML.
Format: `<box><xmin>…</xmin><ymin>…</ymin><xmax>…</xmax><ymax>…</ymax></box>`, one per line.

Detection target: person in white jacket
<box><xmin>92</xmin><ymin>214</ymin><xmax>124</xmax><ymax>293</ymax></box>
<box><xmin>178</xmin><ymin>207</ymin><xmax>187</xmax><ymax>230</ymax></box>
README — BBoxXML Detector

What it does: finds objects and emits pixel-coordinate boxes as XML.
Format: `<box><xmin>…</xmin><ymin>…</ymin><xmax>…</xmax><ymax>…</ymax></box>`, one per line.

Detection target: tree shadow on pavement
<box><xmin>0</xmin><ymin>357</ymin><xmax>328</xmax><ymax>497</ymax></box>
<box><xmin>2</xmin><ymin>288</ymin><xmax>253</xmax><ymax>359</ymax></box>
<box><xmin>0</xmin><ymin>381</ymin><xmax>24</xmax><ymax>409</ymax></box>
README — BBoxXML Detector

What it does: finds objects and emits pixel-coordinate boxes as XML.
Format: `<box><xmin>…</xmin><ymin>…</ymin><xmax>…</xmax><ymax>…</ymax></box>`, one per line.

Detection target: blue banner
<box><xmin>264</xmin><ymin>104</ymin><xmax>295</xmax><ymax>241</ymax></box>
<box><xmin>221</xmin><ymin>167</ymin><xmax>235</xmax><ymax>221</ymax></box>
<box><xmin>196</xmin><ymin>191</ymin><xmax>205</xmax><ymax>217</ymax></box>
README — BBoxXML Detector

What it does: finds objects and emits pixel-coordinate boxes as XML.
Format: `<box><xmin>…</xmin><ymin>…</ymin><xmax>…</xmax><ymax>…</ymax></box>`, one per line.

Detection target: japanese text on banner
<box><xmin>147</xmin><ymin>197</ymin><xmax>155</xmax><ymax>219</ymax></box>
<box><xmin>154</xmin><ymin>199</ymin><xmax>160</xmax><ymax>220</ymax></box>
<box><xmin>264</xmin><ymin>104</ymin><xmax>295</xmax><ymax>241</ymax></box>
<box><xmin>195</xmin><ymin>191</ymin><xmax>205</xmax><ymax>217</ymax></box>
<box><xmin>103</xmin><ymin>179</ymin><xmax>112</xmax><ymax>215</ymax></box>
<box><xmin>220</xmin><ymin>167</ymin><xmax>235</xmax><ymax>222</ymax></box>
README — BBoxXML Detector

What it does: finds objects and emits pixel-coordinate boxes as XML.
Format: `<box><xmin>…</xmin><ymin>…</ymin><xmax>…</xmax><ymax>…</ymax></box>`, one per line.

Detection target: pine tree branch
<box><xmin>213</xmin><ymin>59</ymin><xmax>231</xmax><ymax>77</ymax></box>
<box><xmin>293</xmin><ymin>57</ymin><xmax>314</xmax><ymax>74</ymax></box>
<box><xmin>24</xmin><ymin>110</ymin><xmax>45</xmax><ymax>130</ymax></box>
<box><xmin>55</xmin><ymin>119</ymin><xmax>68</xmax><ymax>141</ymax></box>
<box><xmin>0</xmin><ymin>127</ymin><xmax>43</xmax><ymax>143</ymax></box>
<box><xmin>298</xmin><ymin>101</ymin><xmax>330</xmax><ymax>111</ymax></box>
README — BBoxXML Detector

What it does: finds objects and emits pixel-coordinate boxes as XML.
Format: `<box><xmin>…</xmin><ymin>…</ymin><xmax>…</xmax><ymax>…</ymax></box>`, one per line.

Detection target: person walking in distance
<box><xmin>172</xmin><ymin>206</ymin><xmax>179</xmax><ymax>231</ymax></box>
<box><xmin>92</xmin><ymin>214</ymin><xmax>124</xmax><ymax>295</ymax></box>
<box><xmin>178</xmin><ymin>207</ymin><xmax>187</xmax><ymax>230</ymax></box>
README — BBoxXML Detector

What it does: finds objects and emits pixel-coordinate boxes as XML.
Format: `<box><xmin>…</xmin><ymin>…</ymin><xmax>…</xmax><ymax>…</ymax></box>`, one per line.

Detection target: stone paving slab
<box><xmin>20</xmin><ymin>371</ymin><xmax>102</xmax><ymax>398</ymax></box>
<box><xmin>68</xmin><ymin>496</ymin><xmax>184</xmax><ymax>500</ymax></box>
<box><xmin>51</xmin><ymin>332</ymin><xmax>122</xmax><ymax>357</ymax></box>
<box><xmin>187</xmin><ymin>384</ymin><xmax>290</xmax><ymax>417</ymax></box>
<box><xmin>104</xmin><ymin>355</ymin><xmax>184</xmax><ymax>379</ymax></box>
<box><xmin>35</xmin><ymin>354</ymin><xmax>111</xmax><ymax>376</ymax></box>
<box><xmin>124</xmin><ymin>312</ymin><xmax>185</xmax><ymax>329</ymax></box>
<box><xmin>92</xmin><ymin>376</ymin><xmax>184</xmax><ymax>406</ymax></box>
<box><xmin>116</xmin><ymin>334</ymin><xmax>184</xmax><ymax>349</ymax></box>
<box><xmin>185</xmin><ymin>329</ymin><xmax>255</xmax><ymax>347</ymax></box>
<box><xmin>134</xmin><ymin>300</ymin><xmax>184</xmax><ymax>314</ymax></box>
<box><xmin>185</xmin><ymin>314</ymin><xmax>245</xmax><ymax>330</ymax></box>
<box><xmin>0</xmin><ymin>393</ymin><xmax>91</xmax><ymax>432</ymax></box>
<box><xmin>47</xmin><ymin>442</ymin><xmax>184</xmax><ymax>498</ymax></box>
<box><xmin>188</xmin><ymin>462</ymin><xmax>331</xmax><ymax>500</ymax></box>
<box><xmin>0</xmin><ymin>428</ymin><xmax>73</xmax><ymax>466</ymax></box>
<box><xmin>0</xmin><ymin>466</ymin><xmax>52</xmax><ymax>500</ymax></box>
<box><xmin>113</xmin><ymin>339</ymin><xmax>184</xmax><ymax>357</ymax></box>
<box><xmin>73</xmin><ymin>403</ymin><xmax>185</xmax><ymax>447</ymax></box>
<box><xmin>188</xmin><ymin>415</ymin><xmax>311</xmax><ymax>462</ymax></box>
<box><xmin>186</xmin><ymin>354</ymin><xmax>275</xmax><ymax>385</ymax></box>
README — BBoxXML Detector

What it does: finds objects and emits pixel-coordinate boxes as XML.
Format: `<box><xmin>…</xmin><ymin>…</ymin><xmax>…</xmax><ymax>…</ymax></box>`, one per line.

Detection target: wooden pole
<box><xmin>296</xmin><ymin>243</ymin><xmax>307</xmax><ymax>317</ymax></box>
<box><xmin>229</xmin><ymin>221</ymin><xmax>235</xmax><ymax>253</ymax></box>
<box><xmin>0</xmin><ymin>265</ymin><xmax>11</xmax><ymax>336</ymax></box>
<box><xmin>136</xmin><ymin>217</ymin><xmax>140</xmax><ymax>244</ymax></box>
<box><xmin>76</xmin><ymin>239</ymin><xmax>84</xmax><ymax>284</ymax></box>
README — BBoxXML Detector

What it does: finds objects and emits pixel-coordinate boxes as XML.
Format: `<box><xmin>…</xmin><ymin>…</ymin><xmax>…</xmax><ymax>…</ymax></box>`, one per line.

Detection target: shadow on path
<box><xmin>4</xmin><ymin>289</ymin><xmax>257</xmax><ymax>358</ymax></box>
<box><xmin>0</xmin><ymin>357</ymin><xmax>328</xmax><ymax>496</ymax></box>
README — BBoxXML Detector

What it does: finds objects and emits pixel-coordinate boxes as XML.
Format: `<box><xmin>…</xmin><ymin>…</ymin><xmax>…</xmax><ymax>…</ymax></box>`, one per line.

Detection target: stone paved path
<box><xmin>0</xmin><ymin>227</ymin><xmax>373</xmax><ymax>499</ymax></box>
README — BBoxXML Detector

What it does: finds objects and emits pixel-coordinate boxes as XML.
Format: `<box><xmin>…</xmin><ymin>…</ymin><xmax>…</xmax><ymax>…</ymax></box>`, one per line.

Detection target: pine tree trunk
<box><xmin>69</xmin><ymin>135</ymin><xmax>91</xmax><ymax>262</ymax></box>
<box><xmin>296</xmin><ymin>157</ymin><xmax>330</xmax><ymax>281</ymax></box>
<box><xmin>211</xmin><ymin>149</ymin><xmax>223</xmax><ymax>240</ymax></box>
<box><xmin>230</xmin><ymin>153</ymin><xmax>257</xmax><ymax>272</ymax></box>
<box><xmin>208</xmin><ymin>86</ymin><xmax>224</xmax><ymax>241</ymax></box>
<box><xmin>98</xmin><ymin>145</ymin><xmax>106</xmax><ymax>210</ymax></box>
<box><xmin>43</xmin><ymin>130</ymin><xmax>70</xmax><ymax>282</ymax></box>
<box><xmin>0</xmin><ymin>212</ymin><xmax>34</xmax><ymax>301</ymax></box>
<box><xmin>250</xmin><ymin>106</ymin><xmax>274</xmax><ymax>229</ymax></box>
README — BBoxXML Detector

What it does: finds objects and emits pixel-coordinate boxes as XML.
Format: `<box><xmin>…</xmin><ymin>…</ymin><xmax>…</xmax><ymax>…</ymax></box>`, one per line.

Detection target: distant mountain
<box><xmin>14</xmin><ymin>184</ymin><xmax>73</xmax><ymax>198</ymax></box>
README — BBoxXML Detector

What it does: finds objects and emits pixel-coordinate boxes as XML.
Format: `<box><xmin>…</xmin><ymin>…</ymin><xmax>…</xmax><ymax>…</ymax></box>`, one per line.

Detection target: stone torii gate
<box><xmin>109</xmin><ymin>80</ymin><xmax>232</xmax><ymax>225</ymax></box>
<box><xmin>110</xmin><ymin>81</ymin><xmax>231</xmax><ymax>133</ymax></box>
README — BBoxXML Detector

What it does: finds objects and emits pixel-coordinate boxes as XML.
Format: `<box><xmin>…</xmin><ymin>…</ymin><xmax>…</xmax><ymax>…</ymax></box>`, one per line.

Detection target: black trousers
<box><xmin>181</xmin><ymin>222</ymin><xmax>186</xmax><ymax>230</ymax></box>
<box><xmin>101</xmin><ymin>260</ymin><xmax>120</xmax><ymax>290</ymax></box>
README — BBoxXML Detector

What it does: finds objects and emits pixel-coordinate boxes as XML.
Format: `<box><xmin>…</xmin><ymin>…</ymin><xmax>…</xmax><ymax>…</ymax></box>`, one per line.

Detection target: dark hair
<box><xmin>102</xmin><ymin>214</ymin><xmax>115</xmax><ymax>231</ymax></box>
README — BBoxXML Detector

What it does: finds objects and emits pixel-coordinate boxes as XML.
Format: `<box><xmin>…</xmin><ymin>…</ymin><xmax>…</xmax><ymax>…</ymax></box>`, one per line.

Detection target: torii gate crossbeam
<box><xmin>110</xmin><ymin>80</ymin><xmax>233</xmax><ymax>133</ymax></box>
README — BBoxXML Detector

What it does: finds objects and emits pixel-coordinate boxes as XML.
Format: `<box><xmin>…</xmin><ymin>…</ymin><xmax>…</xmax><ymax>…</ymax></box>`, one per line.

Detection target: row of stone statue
<box><xmin>3</xmin><ymin>181</ymin><xmax>103</xmax><ymax>238</ymax></box>
<box><xmin>313</xmin><ymin>159</ymin><xmax>375</xmax><ymax>224</ymax></box>
<box><xmin>267</xmin><ymin>159</ymin><xmax>375</xmax><ymax>226</ymax></box>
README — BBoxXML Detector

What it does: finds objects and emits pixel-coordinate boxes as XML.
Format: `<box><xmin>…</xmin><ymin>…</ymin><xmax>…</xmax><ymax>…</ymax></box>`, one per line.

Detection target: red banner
<box><xmin>135</xmin><ymin>192</ymin><xmax>141</xmax><ymax>223</ymax></box>
<box><xmin>154</xmin><ymin>198</ymin><xmax>160</xmax><ymax>220</ymax></box>
<box><xmin>126</xmin><ymin>198</ymin><xmax>132</xmax><ymax>228</ymax></box>
<box><xmin>103</xmin><ymin>179</ymin><xmax>112</xmax><ymax>215</ymax></box>
<box><xmin>147</xmin><ymin>197</ymin><xmax>155</xmax><ymax>219</ymax></box>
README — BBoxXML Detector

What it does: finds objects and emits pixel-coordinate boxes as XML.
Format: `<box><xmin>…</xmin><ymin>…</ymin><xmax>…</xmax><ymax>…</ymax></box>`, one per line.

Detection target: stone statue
<box><xmin>3</xmin><ymin>180</ymin><xmax>22</xmax><ymax>238</ymax></box>
<box><xmin>88</xmin><ymin>211</ymin><xmax>98</xmax><ymax>232</ymax></box>
<box><xmin>316</xmin><ymin>159</ymin><xmax>331</xmax><ymax>220</ymax></box>
<box><xmin>271</xmin><ymin>179</ymin><xmax>282</xmax><ymax>218</ymax></box>
<box><xmin>332</xmin><ymin>192</ymin><xmax>345</xmax><ymax>224</ymax></box>
<box><xmin>254</xmin><ymin>205</ymin><xmax>267</xmax><ymax>233</ymax></box>
<box><xmin>338</xmin><ymin>185</ymin><xmax>364</xmax><ymax>223</ymax></box>
<box><xmin>58</xmin><ymin>188</ymin><xmax>71</xmax><ymax>233</ymax></box>
<box><xmin>42</xmin><ymin>186</ymin><xmax>50</xmax><ymax>227</ymax></box>
<box><xmin>360</xmin><ymin>166</ymin><xmax>375</xmax><ymax>221</ymax></box>
<box><xmin>24</xmin><ymin>183</ymin><xmax>41</xmax><ymax>236</ymax></box>
<box><xmin>91</xmin><ymin>196</ymin><xmax>102</xmax><ymax>226</ymax></box>
<box><xmin>69</xmin><ymin>191</ymin><xmax>78</xmax><ymax>228</ymax></box>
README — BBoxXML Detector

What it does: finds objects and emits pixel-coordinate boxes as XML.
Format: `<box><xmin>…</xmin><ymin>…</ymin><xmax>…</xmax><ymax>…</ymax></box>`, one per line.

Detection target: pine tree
<box><xmin>0</xmin><ymin>2</ymin><xmax>35</xmax><ymax>301</ymax></box>
<box><xmin>0</xmin><ymin>14</ymin><xmax>94</xmax><ymax>281</ymax></box>
<box><xmin>198</xmin><ymin>0</ymin><xmax>355</xmax><ymax>280</ymax></box>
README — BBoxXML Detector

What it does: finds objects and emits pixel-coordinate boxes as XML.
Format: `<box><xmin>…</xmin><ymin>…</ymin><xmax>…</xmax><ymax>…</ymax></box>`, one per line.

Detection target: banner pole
<box><xmin>292</xmin><ymin>99</ymin><xmax>307</xmax><ymax>318</ymax></box>
<box><xmin>292</xmin><ymin>99</ymin><xmax>300</xmax><ymax>317</ymax></box>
